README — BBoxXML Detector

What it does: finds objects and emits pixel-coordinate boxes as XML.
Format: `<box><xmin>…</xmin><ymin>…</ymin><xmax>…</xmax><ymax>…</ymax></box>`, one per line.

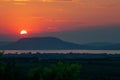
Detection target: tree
<box><xmin>0</xmin><ymin>51</ymin><xmax>24</xmax><ymax>80</ymax></box>
<box><xmin>0</xmin><ymin>51</ymin><xmax>4</xmax><ymax>61</ymax></box>
<box><xmin>29</xmin><ymin>61</ymin><xmax>81</xmax><ymax>80</ymax></box>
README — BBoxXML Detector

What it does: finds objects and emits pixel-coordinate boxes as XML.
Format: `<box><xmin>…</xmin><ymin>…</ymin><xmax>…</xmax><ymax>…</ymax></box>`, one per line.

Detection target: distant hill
<box><xmin>0</xmin><ymin>41</ymin><xmax>12</xmax><ymax>46</ymax></box>
<box><xmin>0</xmin><ymin>37</ymin><xmax>120</xmax><ymax>50</ymax></box>
<box><xmin>84</xmin><ymin>42</ymin><xmax>114</xmax><ymax>47</ymax></box>
<box><xmin>0</xmin><ymin>37</ymin><xmax>84</xmax><ymax>50</ymax></box>
<box><xmin>84</xmin><ymin>42</ymin><xmax>120</xmax><ymax>50</ymax></box>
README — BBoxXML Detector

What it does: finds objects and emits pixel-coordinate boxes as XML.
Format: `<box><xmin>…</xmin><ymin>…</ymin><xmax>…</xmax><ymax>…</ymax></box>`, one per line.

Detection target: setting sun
<box><xmin>20</xmin><ymin>30</ymin><xmax>27</xmax><ymax>35</ymax></box>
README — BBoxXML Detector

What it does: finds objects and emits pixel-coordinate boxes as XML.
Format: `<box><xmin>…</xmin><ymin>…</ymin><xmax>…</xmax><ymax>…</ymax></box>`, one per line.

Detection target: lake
<box><xmin>2</xmin><ymin>50</ymin><xmax>120</xmax><ymax>54</ymax></box>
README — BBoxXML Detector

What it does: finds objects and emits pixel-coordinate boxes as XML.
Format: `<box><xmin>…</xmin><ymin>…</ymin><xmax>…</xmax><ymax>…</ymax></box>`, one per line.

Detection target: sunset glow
<box><xmin>13</xmin><ymin>0</ymin><xmax>29</xmax><ymax>1</ymax></box>
<box><xmin>0</xmin><ymin>0</ymin><xmax>120</xmax><ymax>42</ymax></box>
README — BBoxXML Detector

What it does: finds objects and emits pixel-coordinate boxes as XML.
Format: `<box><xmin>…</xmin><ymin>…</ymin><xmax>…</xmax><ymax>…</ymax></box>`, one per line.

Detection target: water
<box><xmin>2</xmin><ymin>50</ymin><xmax>120</xmax><ymax>54</ymax></box>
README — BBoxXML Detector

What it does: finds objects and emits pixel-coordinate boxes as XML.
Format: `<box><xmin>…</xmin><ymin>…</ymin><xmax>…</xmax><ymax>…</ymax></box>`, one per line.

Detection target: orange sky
<box><xmin>0</xmin><ymin>0</ymin><xmax>120</xmax><ymax>35</ymax></box>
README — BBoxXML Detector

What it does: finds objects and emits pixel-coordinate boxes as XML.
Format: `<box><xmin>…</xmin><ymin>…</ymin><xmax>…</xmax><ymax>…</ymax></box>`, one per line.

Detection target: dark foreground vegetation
<box><xmin>1</xmin><ymin>51</ymin><xmax>120</xmax><ymax>80</ymax></box>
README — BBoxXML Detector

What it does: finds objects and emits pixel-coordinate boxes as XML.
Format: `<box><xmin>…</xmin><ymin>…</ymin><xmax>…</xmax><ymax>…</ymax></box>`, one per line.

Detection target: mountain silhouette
<box><xmin>0</xmin><ymin>37</ymin><xmax>120</xmax><ymax>50</ymax></box>
<box><xmin>0</xmin><ymin>41</ymin><xmax>12</xmax><ymax>46</ymax></box>
<box><xmin>0</xmin><ymin>37</ymin><xmax>84</xmax><ymax>50</ymax></box>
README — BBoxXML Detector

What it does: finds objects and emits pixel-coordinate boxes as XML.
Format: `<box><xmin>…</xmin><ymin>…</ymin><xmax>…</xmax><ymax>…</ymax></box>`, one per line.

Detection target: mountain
<box><xmin>0</xmin><ymin>37</ymin><xmax>84</xmax><ymax>50</ymax></box>
<box><xmin>84</xmin><ymin>42</ymin><xmax>114</xmax><ymax>47</ymax></box>
<box><xmin>0</xmin><ymin>41</ymin><xmax>12</xmax><ymax>46</ymax></box>
<box><xmin>84</xmin><ymin>42</ymin><xmax>120</xmax><ymax>50</ymax></box>
<box><xmin>0</xmin><ymin>37</ymin><xmax>120</xmax><ymax>50</ymax></box>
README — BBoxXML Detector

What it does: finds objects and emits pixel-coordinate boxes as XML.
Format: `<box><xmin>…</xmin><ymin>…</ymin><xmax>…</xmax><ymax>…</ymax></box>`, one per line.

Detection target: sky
<box><xmin>0</xmin><ymin>0</ymin><xmax>120</xmax><ymax>43</ymax></box>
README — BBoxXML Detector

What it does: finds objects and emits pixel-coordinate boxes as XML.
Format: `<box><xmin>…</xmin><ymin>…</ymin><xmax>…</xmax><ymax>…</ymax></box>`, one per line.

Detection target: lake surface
<box><xmin>2</xmin><ymin>50</ymin><xmax>120</xmax><ymax>54</ymax></box>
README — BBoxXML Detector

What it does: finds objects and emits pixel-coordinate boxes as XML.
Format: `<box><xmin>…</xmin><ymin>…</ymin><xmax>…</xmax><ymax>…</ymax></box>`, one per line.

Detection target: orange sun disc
<box><xmin>20</xmin><ymin>30</ymin><xmax>27</xmax><ymax>35</ymax></box>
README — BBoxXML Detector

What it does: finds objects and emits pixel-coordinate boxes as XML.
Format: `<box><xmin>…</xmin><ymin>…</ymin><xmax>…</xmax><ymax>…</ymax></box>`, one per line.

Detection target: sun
<box><xmin>20</xmin><ymin>30</ymin><xmax>27</xmax><ymax>35</ymax></box>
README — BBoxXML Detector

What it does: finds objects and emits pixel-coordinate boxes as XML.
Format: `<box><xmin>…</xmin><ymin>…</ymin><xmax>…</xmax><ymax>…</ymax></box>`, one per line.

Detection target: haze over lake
<box><xmin>3</xmin><ymin>50</ymin><xmax>120</xmax><ymax>54</ymax></box>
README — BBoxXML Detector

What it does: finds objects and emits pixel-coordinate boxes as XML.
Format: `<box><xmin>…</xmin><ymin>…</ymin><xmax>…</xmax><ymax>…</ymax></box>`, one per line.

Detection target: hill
<box><xmin>0</xmin><ymin>37</ymin><xmax>84</xmax><ymax>50</ymax></box>
<box><xmin>0</xmin><ymin>37</ymin><xmax>120</xmax><ymax>50</ymax></box>
<box><xmin>0</xmin><ymin>41</ymin><xmax>12</xmax><ymax>46</ymax></box>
